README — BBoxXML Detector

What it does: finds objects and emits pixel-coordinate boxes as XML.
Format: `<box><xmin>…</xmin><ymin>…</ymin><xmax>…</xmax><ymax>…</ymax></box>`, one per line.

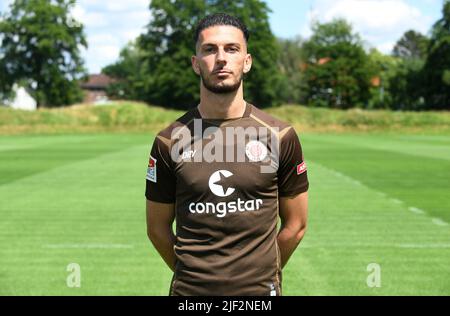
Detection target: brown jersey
<box><xmin>145</xmin><ymin>102</ymin><xmax>309</xmax><ymax>296</ymax></box>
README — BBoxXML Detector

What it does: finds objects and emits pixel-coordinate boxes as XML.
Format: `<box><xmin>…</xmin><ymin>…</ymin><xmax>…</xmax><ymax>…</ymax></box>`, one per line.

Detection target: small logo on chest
<box><xmin>181</xmin><ymin>150</ymin><xmax>196</xmax><ymax>160</ymax></box>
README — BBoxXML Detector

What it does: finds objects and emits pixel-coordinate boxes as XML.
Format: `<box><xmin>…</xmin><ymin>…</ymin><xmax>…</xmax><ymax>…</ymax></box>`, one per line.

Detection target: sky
<box><xmin>0</xmin><ymin>0</ymin><xmax>445</xmax><ymax>74</ymax></box>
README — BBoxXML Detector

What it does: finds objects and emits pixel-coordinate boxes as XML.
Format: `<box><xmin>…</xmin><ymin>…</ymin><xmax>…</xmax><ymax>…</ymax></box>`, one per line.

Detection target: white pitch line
<box><xmin>301</xmin><ymin>243</ymin><xmax>450</xmax><ymax>249</ymax></box>
<box><xmin>408</xmin><ymin>207</ymin><xmax>425</xmax><ymax>215</ymax></box>
<box><xmin>431</xmin><ymin>218</ymin><xmax>449</xmax><ymax>227</ymax></box>
<box><xmin>397</xmin><ymin>243</ymin><xmax>450</xmax><ymax>249</ymax></box>
<box><xmin>42</xmin><ymin>243</ymin><xmax>134</xmax><ymax>249</ymax></box>
<box><xmin>315</xmin><ymin>162</ymin><xmax>446</xmax><ymax>228</ymax></box>
<box><xmin>330</xmin><ymin>169</ymin><xmax>363</xmax><ymax>187</ymax></box>
<box><xmin>376</xmin><ymin>192</ymin><xmax>387</xmax><ymax>198</ymax></box>
<box><xmin>390</xmin><ymin>198</ymin><xmax>403</xmax><ymax>205</ymax></box>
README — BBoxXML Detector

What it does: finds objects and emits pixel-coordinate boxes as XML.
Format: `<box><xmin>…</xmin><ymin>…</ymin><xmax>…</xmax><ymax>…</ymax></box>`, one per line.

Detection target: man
<box><xmin>145</xmin><ymin>13</ymin><xmax>308</xmax><ymax>296</ymax></box>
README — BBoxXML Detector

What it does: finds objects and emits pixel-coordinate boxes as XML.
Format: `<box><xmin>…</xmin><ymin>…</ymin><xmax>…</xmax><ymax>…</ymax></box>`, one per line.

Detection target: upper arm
<box><xmin>279</xmin><ymin>191</ymin><xmax>308</xmax><ymax>231</ymax></box>
<box><xmin>277</xmin><ymin>126</ymin><xmax>309</xmax><ymax>230</ymax></box>
<box><xmin>145</xmin><ymin>134</ymin><xmax>177</xmax><ymax>236</ymax></box>
<box><xmin>145</xmin><ymin>135</ymin><xmax>176</xmax><ymax>203</ymax></box>
<box><xmin>146</xmin><ymin>200</ymin><xmax>175</xmax><ymax>235</ymax></box>
<box><xmin>277</xmin><ymin>127</ymin><xmax>309</xmax><ymax>197</ymax></box>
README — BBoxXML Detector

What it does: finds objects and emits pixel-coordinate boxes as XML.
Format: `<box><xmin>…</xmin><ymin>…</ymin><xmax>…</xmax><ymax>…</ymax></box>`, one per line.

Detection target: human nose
<box><xmin>216</xmin><ymin>47</ymin><xmax>227</xmax><ymax>64</ymax></box>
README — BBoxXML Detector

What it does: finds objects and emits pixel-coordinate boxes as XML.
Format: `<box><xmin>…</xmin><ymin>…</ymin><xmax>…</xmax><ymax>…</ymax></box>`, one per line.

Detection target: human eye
<box><xmin>203</xmin><ymin>46</ymin><xmax>215</xmax><ymax>53</ymax></box>
<box><xmin>227</xmin><ymin>46</ymin><xmax>239</xmax><ymax>53</ymax></box>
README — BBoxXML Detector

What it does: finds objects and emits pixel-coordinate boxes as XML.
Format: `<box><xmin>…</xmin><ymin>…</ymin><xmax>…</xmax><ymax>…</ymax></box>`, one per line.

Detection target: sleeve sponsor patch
<box><xmin>296</xmin><ymin>161</ymin><xmax>307</xmax><ymax>175</ymax></box>
<box><xmin>146</xmin><ymin>155</ymin><xmax>157</xmax><ymax>183</ymax></box>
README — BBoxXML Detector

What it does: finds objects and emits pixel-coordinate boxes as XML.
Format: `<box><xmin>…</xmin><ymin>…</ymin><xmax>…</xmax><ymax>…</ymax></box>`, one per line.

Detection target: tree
<box><xmin>301</xmin><ymin>19</ymin><xmax>376</xmax><ymax>108</ymax></box>
<box><xmin>367</xmin><ymin>49</ymin><xmax>427</xmax><ymax>111</ymax></box>
<box><xmin>102</xmin><ymin>40</ymin><xmax>147</xmax><ymax>101</ymax></box>
<box><xmin>276</xmin><ymin>36</ymin><xmax>307</xmax><ymax>104</ymax></box>
<box><xmin>138</xmin><ymin>0</ymin><xmax>283</xmax><ymax>109</ymax></box>
<box><xmin>389</xmin><ymin>58</ymin><xmax>426</xmax><ymax>110</ymax></box>
<box><xmin>393</xmin><ymin>30</ymin><xmax>430</xmax><ymax>60</ymax></box>
<box><xmin>0</xmin><ymin>0</ymin><xmax>87</xmax><ymax>107</ymax></box>
<box><xmin>387</xmin><ymin>30</ymin><xmax>430</xmax><ymax>110</ymax></box>
<box><xmin>367</xmin><ymin>49</ymin><xmax>397</xmax><ymax>109</ymax></box>
<box><xmin>422</xmin><ymin>0</ymin><xmax>450</xmax><ymax>110</ymax></box>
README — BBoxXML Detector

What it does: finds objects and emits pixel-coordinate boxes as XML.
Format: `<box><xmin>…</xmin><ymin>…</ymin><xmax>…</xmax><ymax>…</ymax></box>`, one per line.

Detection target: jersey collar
<box><xmin>194</xmin><ymin>102</ymin><xmax>252</xmax><ymax>121</ymax></box>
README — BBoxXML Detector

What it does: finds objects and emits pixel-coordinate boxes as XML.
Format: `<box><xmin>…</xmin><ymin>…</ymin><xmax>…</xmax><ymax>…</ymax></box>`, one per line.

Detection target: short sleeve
<box><xmin>145</xmin><ymin>135</ymin><xmax>176</xmax><ymax>203</ymax></box>
<box><xmin>277</xmin><ymin>127</ymin><xmax>309</xmax><ymax>197</ymax></box>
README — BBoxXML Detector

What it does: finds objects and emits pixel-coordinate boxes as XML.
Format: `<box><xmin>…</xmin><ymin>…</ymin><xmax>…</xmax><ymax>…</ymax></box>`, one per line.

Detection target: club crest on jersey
<box><xmin>245</xmin><ymin>140</ymin><xmax>268</xmax><ymax>162</ymax></box>
<box><xmin>296</xmin><ymin>161</ymin><xmax>307</xmax><ymax>175</ymax></box>
<box><xmin>147</xmin><ymin>156</ymin><xmax>157</xmax><ymax>183</ymax></box>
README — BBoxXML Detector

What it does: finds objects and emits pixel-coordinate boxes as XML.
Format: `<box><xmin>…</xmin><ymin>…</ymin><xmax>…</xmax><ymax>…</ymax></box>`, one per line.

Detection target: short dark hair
<box><xmin>194</xmin><ymin>13</ymin><xmax>250</xmax><ymax>46</ymax></box>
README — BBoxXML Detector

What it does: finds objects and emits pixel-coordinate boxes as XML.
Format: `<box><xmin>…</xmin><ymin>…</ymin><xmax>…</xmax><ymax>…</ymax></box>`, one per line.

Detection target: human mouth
<box><xmin>213</xmin><ymin>69</ymin><xmax>232</xmax><ymax>75</ymax></box>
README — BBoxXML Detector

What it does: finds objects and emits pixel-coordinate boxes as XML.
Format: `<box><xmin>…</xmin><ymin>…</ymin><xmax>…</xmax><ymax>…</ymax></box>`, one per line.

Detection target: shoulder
<box><xmin>248</xmin><ymin>104</ymin><xmax>296</xmax><ymax>142</ymax></box>
<box><xmin>154</xmin><ymin>107</ymin><xmax>198</xmax><ymax>148</ymax></box>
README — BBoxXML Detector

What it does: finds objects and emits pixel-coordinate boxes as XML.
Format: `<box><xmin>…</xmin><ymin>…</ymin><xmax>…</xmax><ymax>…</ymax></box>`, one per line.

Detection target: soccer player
<box><xmin>145</xmin><ymin>13</ymin><xmax>309</xmax><ymax>296</ymax></box>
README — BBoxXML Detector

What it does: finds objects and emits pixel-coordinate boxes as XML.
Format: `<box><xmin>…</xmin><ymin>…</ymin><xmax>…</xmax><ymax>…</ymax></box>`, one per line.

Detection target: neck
<box><xmin>198</xmin><ymin>82</ymin><xmax>246</xmax><ymax>119</ymax></box>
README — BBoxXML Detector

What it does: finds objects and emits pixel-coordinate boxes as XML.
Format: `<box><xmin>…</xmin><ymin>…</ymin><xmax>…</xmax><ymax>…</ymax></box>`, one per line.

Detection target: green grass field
<box><xmin>0</xmin><ymin>131</ymin><xmax>448</xmax><ymax>295</ymax></box>
<box><xmin>1</xmin><ymin>101</ymin><xmax>450</xmax><ymax>134</ymax></box>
